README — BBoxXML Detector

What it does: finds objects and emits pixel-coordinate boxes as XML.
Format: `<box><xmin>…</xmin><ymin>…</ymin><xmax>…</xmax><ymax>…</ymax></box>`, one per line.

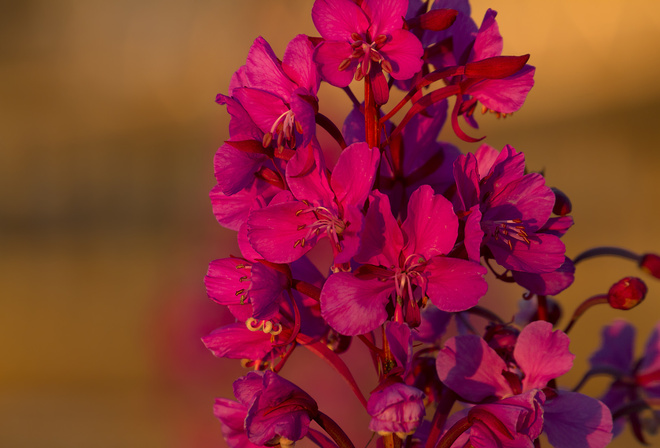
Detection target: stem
<box><xmin>436</xmin><ymin>416</ymin><xmax>471</xmax><ymax>448</ymax></box>
<box><xmin>573</xmin><ymin>246</ymin><xmax>640</xmax><ymax>265</ymax></box>
<box><xmin>572</xmin><ymin>366</ymin><xmax>627</xmax><ymax>392</ymax></box>
<box><xmin>343</xmin><ymin>86</ymin><xmax>361</xmax><ymax>108</ymax></box>
<box><xmin>364</xmin><ymin>76</ymin><xmax>379</xmax><ymax>149</ymax></box>
<box><xmin>563</xmin><ymin>294</ymin><xmax>608</xmax><ymax>334</ymax></box>
<box><xmin>537</xmin><ymin>295</ymin><xmax>548</xmax><ymax>322</ymax></box>
<box><xmin>316</xmin><ymin>113</ymin><xmax>347</xmax><ymax>149</ymax></box>
<box><xmin>314</xmin><ymin>411</ymin><xmax>356</xmax><ymax>448</ymax></box>
<box><xmin>291</xmin><ymin>279</ymin><xmax>321</xmax><ymax>301</ymax></box>
<box><xmin>426</xmin><ymin>388</ymin><xmax>458</xmax><ymax>448</ymax></box>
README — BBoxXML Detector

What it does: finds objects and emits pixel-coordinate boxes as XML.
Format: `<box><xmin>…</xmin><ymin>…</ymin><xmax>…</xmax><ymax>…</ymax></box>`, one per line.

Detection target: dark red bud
<box><xmin>464</xmin><ymin>55</ymin><xmax>530</xmax><ymax>79</ymax></box>
<box><xmin>640</xmin><ymin>253</ymin><xmax>660</xmax><ymax>279</ymax></box>
<box><xmin>607</xmin><ymin>277</ymin><xmax>647</xmax><ymax>310</ymax></box>
<box><xmin>551</xmin><ymin>187</ymin><xmax>572</xmax><ymax>216</ymax></box>
<box><xmin>407</xmin><ymin>9</ymin><xmax>458</xmax><ymax>31</ymax></box>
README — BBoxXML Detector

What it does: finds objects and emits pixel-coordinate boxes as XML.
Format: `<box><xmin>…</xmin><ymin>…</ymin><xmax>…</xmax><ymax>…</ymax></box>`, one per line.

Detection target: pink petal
<box><xmin>247</xmin><ymin>200</ymin><xmax>318</xmax><ymax>263</ymax></box>
<box><xmin>436</xmin><ymin>334</ymin><xmax>511</xmax><ymax>401</ymax></box>
<box><xmin>214</xmin><ymin>142</ymin><xmax>267</xmax><ymax>195</ymax></box>
<box><xmin>203</xmin><ymin>324</ymin><xmax>273</xmax><ymax>360</ymax></box>
<box><xmin>424</xmin><ymin>257</ymin><xmax>488</xmax><ymax>312</ymax></box>
<box><xmin>286</xmin><ymin>143</ymin><xmax>335</xmax><ymax>207</ymax></box>
<box><xmin>249</xmin><ymin>262</ymin><xmax>289</xmax><ymax>321</ymax></box>
<box><xmin>467</xmin><ymin>65</ymin><xmax>535</xmax><ymax>114</ymax></box>
<box><xmin>320</xmin><ymin>272</ymin><xmax>393</xmax><ymax>336</ymax></box>
<box><xmin>512</xmin><ymin>257</ymin><xmax>575</xmax><ymax>296</ymax></box>
<box><xmin>363</xmin><ymin>0</ymin><xmax>406</xmax><ymax>37</ymax></box>
<box><xmin>244</xmin><ymin>37</ymin><xmax>296</xmax><ymax>99</ymax></box>
<box><xmin>514</xmin><ymin>321</ymin><xmax>574</xmax><ymax>391</ymax></box>
<box><xmin>333</xmin><ymin>204</ymin><xmax>364</xmax><ymax>264</ymax></box>
<box><xmin>205</xmin><ymin>258</ymin><xmax>251</xmax><ymax>305</ymax></box>
<box><xmin>381</xmin><ymin>29</ymin><xmax>424</xmax><ymax>81</ymax></box>
<box><xmin>283</xmin><ymin>34</ymin><xmax>320</xmax><ymax>93</ymax></box>
<box><xmin>469</xmin><ymin>9</ymin><xmax>502</xmax><ymax>62</ymax></box>
<box><xmin>402</xmin><ymin>185</ymin><xmax>458</xmax><ymax>259</ymax></box>
<box><xmin>313</xmin><ymin>41</ymin><xmax>357</xmax><ymax>87</ymax></box>
<box><xmin>464</xmin><ymin>205</ymin><xmax>484</xmax><ymax>263</ymax></box>
<box><xmin>330</xmin><ymin>142</ymin><xmax>380</xmax><ymax>207</ymax></box>
<box><xmin>233</xmin><ymin>88</ymin><xmax>289</xmax><ymax>134</ymax></box>
<box><xmin>210</xmin><ymin>181</ymin><xmax>279</xmax><ymax>231</ymax></box>
<box><xmin>312</xmin><ymin>0</ymin><xmax>369</xmax><ymax>41</ymax></box>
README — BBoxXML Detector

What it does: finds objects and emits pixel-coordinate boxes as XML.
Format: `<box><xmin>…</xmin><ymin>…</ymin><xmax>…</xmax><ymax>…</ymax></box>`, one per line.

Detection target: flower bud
<box><xmin>640</xmin><ymin>253</ymin><xmax>660</xmax><ymax>279</ymax></box>
<box><xmin>408</xmin><ymin>9</ymin><xmax>458</xmax><ymax>31</ymax></box>
<box><xmin>607</xmin><ymin>277</ymin><xmax>647</xmax><ymax>310</ymax></box>
<box><xmin>551</xmin><ymin>187</ymin><xmax>572</xmax><ymax>216</ymax></box>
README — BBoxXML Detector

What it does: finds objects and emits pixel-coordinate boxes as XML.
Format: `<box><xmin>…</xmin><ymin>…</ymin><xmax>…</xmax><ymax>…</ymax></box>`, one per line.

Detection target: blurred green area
<box><xmin>1</xmin><ymin>0</ymin><xmax>659</xmax><ymax>446</ymax></box>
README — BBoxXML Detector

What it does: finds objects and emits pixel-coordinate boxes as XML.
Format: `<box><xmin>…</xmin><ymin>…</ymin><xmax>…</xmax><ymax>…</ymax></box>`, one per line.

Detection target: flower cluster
<box><xmin>204</xmin><ymin>1</ymin><xmax>659</xmax><ymax>447</ymax></box>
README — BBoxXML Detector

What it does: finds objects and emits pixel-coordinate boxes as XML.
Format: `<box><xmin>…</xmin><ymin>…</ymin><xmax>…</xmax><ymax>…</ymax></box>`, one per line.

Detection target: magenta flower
<box><xmin>213</xmin><ymin>398</ymin><xmax>262</xmax><ymax>448</ymax></box>
<box><xmin>320</xmin><ymin>185</ymin><xmax>487</xmax><ymax>336</ymax></box>
<box><xmin>312</xmin><ymin>0</ymin><xmax>423</xmax><ymax>85</ymax></box>
<box><xmin>232</xmin><ymin>371</ymin><xmax>319</xmax><ymax>446</ymax></box>
<box><xmin>367</xmin><ymin>382</ymin><xmax>426</xmax><ymax>438</ymax></box>
<box><xmin>436</xmin><ymin>321</ymin><xmax>613</xmax><ymax>447</ymax></box>
<box><xmin>453</xmin><ymin>144</ymin><xmax>567</xmax><ymax>275</ymax></box>
<box><xmin>248</xmin><ymin>141</ymin><xmax>379</xmax><ymax>265</ymax></box>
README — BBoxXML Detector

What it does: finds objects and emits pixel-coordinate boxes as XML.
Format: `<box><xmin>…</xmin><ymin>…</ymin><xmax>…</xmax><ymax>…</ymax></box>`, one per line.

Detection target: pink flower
<box><xmin>312</xmin><ymin>0</ymin><xmax>423</xmax><ymax>85</ymax></box>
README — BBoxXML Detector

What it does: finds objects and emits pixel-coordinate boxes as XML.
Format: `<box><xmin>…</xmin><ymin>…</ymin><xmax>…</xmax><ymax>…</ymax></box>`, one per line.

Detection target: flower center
<box><xmin>482</xmin><ymin>218</ymin><xmax>530</xmax><ymax>250</ymax></box>
<box><xmin>262</xmin><ymin>109</ymin><xmax>303</xmax><ymax>150</ymax></box>
<box><xmin>338</xmin><ymin>33</ymin><xmax>392</xmax><ymax>81</ymax></box>
<box><xmin>294</xmin><ymin>205</ymin><xmax>346</xmax><ymax>252</ymax></box>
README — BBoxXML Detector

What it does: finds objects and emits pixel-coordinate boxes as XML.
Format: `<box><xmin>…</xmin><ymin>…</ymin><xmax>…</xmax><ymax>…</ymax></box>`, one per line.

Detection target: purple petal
<box><xmin>233</xmin><ymin>371</ymin><xmax>264</xmax><ymax>407</ymax></box>
<box><xmin>216</xmin><ymin>94</ymin><xmax>262</xmax><ymax>140</ymax></box>
<box><xmin>402</xmin><ymin>185</ymin><xmax>458</xmax><ymax>259</ymax></box>
<box><xmin>638</xmin><ymin>321</ymin><xmax>660</xmax><ymax>393</ymax></box>
<box><xmin>514</xmin><ymin>321</ymin><xmax>574</xmax><ymax>391</ymax></box>
<box><xmin>283</xmin><ymin>34</ymin><xmax>320</xmax><ymax>93</ymax></box>
<box><xmin>331</xmin><ymin>142</ymin><xmax>379</xmax><ymax>207</ymax></box>
<box><xmin>381</xmin><ymin>29</ymin><xmax>424</xmax><ymax>81</ymax></box>
<box><xmin>424</xmin><ymin>257</ymin><xmax>488</xmax><ymax>312</ymax></box>
<box><xmin>214</xmin><ymin>399</ymin><xmax>262</xmax><ymax>448</ymax></box>
<box><xmin>244</xmin><ymin>37</ymin><xmax>296</xmax><ymax>99</ymax></box>
<box><xmin>415</xmin><ymin>306</ymin><xmax>452</xmax><ymax>344</ymax></box>
<box><xmin>488</xmin><ymin>233</ymin><xmax>566</xmax><ymax>274</ymax></box>
<box><xmin>214</xmin><ymin>142</ymin><xmax>267</xmax><ymax>195</ymax></box>
<box><xmin>589</xmin><ymin>320</ymin><xmax>635</xmax><ymax>373</ymax></box>
<box><xmin>249</xmin><ymin>262</ymin><xmax>289</xmax><ymax>321</ymax></box>
<box><xmin>543</xmin><ymin>392</ymin><xmax>613</xmax><ymax>448</ymax></box>
<box><xmin>356</xmin><ymin>191</ymin><xmax>403</xmax><ymax>267</ymax></box>
<box><xmin>453</xmin><ymin>152</ymin><xmax>480</xmax><ymax>211</ymax></box>
<box><xmin>367</xmin><ymin>383</ymin><xmax>426</xmax><ymax>436</ymax></box>
<box><xmin>512</xmin><ymin>257</ymin><xmax>575</xmax><ymax>296</ymax></box>
<box><xmin>289</xmin><ymin>88</ymin><xmax>318</xmax><ymax>149</ymax></box>
<box><xmin>286</xmin><ymin>143</ymin><xmax>335</xmax><ymax>207</ymax></box>
<box><xmin>312</xmin><ymin>0</ymin><xmax>369</xmax><ymax>41</ymax></box>
<box><xmin>385</xmin><ymin>321</ymin><xmax>413</xmax><ymax>374</ymax></box>
<box><xmin>320</xmin><ymin>272</ymin><xmax>393</xmax><ymax>336</ymax></box>
<box><xmin>313</xmin><ymin>41</ymin><xmax>357</xmax><ymax>87</ymax></box>
<box><xmin>463</xmin><ymin>205</ymin><xmax>484</xmax><ymax>263</ymax></box>
<box><xmin>436</xmin><ymin>334</ymin><xmax>511</xmax><ymax>401</ymax></box>
<box><xmin>333</xmin><ymin>204</ymin><xmax>364</xmax><ymax>264</ymax></box>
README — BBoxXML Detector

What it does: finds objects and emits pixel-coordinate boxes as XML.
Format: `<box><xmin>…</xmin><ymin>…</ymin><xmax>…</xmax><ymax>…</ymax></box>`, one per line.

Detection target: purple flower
<box><xmin>232</xmin><ymin>371</ymin><xmax>319</xmax><ymax>446</ymax></box>
<box><xmin>320</xmin><ymin>185</ymin><xmax>487</xmax><ymax>336</ymax></box>
<box><xmin>368</xmin><ymin>382</ymin><xmax>426</xmax><ymax>438</ymax></box>
<box><xmin>453</xmin><ymin>144</ymin><xmax>567</xmax><ymax>276</ymax></box>
<box><xmin>247</xmin><ymin>141</ymin><xmax>379</xmax><ymax>265</ymax></box>
<box><xmin>436</xmin><ymin>321</ymin><xmax>613</xmax><ymax>447</ymax></box>
<box><xmin>213</xmin><ymin>398</ymin><xmax>262</xmax><ymax>448</ymax></box>
<box><xmin>590</xmin><ymin>320</ymin><xmax>660</xmax><ymax>438</ymax></box>
<box><xmin>312</xmin><ymin>0</ymin><xmax>423</xmax><ymax>85</ymax></box>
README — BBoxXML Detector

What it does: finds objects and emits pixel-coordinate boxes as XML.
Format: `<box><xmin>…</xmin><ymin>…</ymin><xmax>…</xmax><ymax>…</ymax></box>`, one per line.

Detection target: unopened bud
<box><xmin>607</xmin><ymin>277</ymin><xmax>647</xmax><ymax>310</ymax></box>
<box><xmin>640</xmin><ymin>253</ymin><xmax>660</xmax><ymax>279</ymax></box>
<box><xmin>464</xmin><ymin>55</ymin><xmax>530</xmax><ymax>79</ymax></box>
<box><xmin>408</xmin><ymin>9</ymin><xmax>458</xmax><ymax>32</ymax></box>
<box><xmin>551</xmin><ymin>187</ymin><xmax>572</xmax><ymax>216</ymax></box>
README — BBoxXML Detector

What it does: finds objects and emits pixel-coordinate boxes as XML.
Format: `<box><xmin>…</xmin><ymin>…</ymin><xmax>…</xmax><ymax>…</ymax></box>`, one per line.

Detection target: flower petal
<box><xmin>312</xmin><ymin>0</ymin><xmax>369</xmax><ymax>41</ymax></box>
<box><xmin>514</xmin><ymin>321</ymin><xmax>574</xmax><ymax>391</ymax></box>
<box><xmin>543</xmin><ymin>392</ymin><xmax>613</xmax><ymax>448</ymax></box>
<box><xmin>424</xmin><ymin>256</ymin><xmax>488</xmax><ymax>312</ymax></box>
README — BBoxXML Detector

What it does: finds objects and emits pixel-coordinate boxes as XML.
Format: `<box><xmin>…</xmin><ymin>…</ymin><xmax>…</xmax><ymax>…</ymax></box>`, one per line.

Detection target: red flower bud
<box><xmin>416</xmin><ymin>9</ymin><xmax>458</xmax><ymax>31</ymax></box>
<box><xmin>551</xmin><ymin>187</ymin><xmax>572</xmax><ymax>216</ymax></box>
<box><xmin>464</xmin><ymin>55</ymin><xmax>530</xmax><ymax>79</ymax></box>
<box><xmin>640</xmin><ymin>253</ymin><xmax>660</xmax><ymax>279</ymax></box>
<box><xmin>607</xmin><ymin>277</ymin><xmax>647</xmax><ymax>310</ymax></box>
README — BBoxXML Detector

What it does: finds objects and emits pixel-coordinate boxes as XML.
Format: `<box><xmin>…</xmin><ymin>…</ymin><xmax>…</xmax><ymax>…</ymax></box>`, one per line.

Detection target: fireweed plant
<box><xmin>204</xmin><ymin>1</ymin><xmax>660</xmax><ymax>447</ymax></box>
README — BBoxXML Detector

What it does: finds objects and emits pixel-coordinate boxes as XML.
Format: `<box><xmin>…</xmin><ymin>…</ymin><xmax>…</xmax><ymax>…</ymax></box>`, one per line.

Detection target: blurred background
<box><xmin>1</xmin><ymin>0</ymin><xmax>659</xmax><ymax>446</ymax></box>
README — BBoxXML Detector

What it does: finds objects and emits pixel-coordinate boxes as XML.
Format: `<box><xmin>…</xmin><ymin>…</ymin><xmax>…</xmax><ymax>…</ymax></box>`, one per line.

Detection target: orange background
<box><xmin>1</xmin><ymin>1</ymin><xmax>659</xmax><ymax>446</ymax></box>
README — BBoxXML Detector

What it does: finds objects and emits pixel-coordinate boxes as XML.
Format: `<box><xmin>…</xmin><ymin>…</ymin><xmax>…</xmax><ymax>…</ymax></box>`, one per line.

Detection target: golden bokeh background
<box><xmin>1</xmin><ymin>0</ymin><xmax>659</xmax><ymax>446</ymax></box>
